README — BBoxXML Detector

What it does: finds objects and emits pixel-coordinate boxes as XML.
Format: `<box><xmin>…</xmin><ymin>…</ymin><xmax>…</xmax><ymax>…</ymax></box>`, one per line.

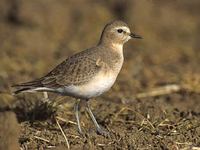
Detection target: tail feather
<box><xmin>12</xmin><ymin>78</ymin><xmax>43</xmax><ymax>87</ymax></box>
<box><xmin>12</xmin><ymin>79</ymin><xmax>44</xmax><ymax>94</ymax></box>
<box><xmin>12</xmin><ymin>87</ymin><xmax>33</xmax><ymax>95</ymax></box>
<box><xmin>12</xmin><ymin>83</ymin><xmax>55</xmax><ymax>95</ymax></box>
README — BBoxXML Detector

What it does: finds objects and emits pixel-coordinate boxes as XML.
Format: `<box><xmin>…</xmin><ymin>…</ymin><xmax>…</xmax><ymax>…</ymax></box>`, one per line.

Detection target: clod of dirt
<box><xmin>0</xmin><ymin>111</ymin><xmax>20</xmax><ymax>150</ymax></box>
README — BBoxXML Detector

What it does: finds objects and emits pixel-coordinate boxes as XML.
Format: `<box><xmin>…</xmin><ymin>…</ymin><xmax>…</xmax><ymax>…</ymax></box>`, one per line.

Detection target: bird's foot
<box><xmin>96</xmin><ymin>127</ymin><xmax>110</xmax><ymax>137</ymax></box>
<box><xmin>77</xmin><ymin>129</ymin><xmax>87</xmax><ymax>138</ymax></box>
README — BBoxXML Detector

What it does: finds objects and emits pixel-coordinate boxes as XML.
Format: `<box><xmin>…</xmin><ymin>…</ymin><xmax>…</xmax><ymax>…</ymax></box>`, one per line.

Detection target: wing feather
<box><xmin>13</xmin><ymin>48</ymin><xmax>104</xmax><ymax>91</ymax></box>
<box><xmin>40</xmin><ymin>51</ymin><xmax>102</xmax><ymax>88</ymax></box>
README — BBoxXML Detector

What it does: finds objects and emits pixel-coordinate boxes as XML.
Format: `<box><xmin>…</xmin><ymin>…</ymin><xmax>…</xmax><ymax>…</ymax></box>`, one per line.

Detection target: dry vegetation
<box><xmin>0</xmin><ymin>0</ymin><xmax>200</xmax><ymax>149</ymax></box>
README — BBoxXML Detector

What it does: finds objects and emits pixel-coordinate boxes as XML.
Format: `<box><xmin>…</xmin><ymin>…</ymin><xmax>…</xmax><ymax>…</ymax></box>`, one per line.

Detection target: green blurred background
<box><xmin>0</xmin><ymin>0</ymin><xmax>200</xmax><ymax>100</ymax></box>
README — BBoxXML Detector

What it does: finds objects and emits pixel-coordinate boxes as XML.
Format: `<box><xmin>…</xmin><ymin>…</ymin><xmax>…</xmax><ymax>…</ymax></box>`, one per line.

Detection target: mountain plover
<box><xmin>13</xmin><ymin>20</ymin><xmax>142</xmax><ymax>136</ymax></box>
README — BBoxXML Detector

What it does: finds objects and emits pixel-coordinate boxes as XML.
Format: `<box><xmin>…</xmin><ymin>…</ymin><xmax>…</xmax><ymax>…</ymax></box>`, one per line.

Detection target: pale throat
<box><xmin>111</xmin><ymin>42</ymin><xmax>124</xmax><ymax>54</ymax></box>
<box><xmin>110</xmin><ymin>42</ymin><xmax>124</xmax><ymax>66</ymax></box>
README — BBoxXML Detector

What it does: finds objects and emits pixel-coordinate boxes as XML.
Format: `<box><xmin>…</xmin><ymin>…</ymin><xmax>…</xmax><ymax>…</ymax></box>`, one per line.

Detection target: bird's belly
<box><xmin>59</xmin><ymin>72</ymin><xmax>117</xmax><ymax>99</ymax></box>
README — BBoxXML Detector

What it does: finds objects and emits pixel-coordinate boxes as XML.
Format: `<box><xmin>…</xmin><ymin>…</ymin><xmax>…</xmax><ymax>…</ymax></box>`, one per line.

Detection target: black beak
<box><xmin>130</xmin><ymin>33</ymin><xmax>143</xmax><ymax>39</ymax></box>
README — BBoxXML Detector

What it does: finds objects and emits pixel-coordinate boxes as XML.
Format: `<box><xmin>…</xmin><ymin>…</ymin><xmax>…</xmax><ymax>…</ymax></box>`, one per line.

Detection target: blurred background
<box><xmin>0</xmin><ymin>0</ymin><xmax>200</xmax><ymax>149</ymax></box>
<box><xmin>0</xmin><ymin>0</ymin><xmax>199</xmax><ymax>107</ymax></box>
<box><xmin>0</xmin><ymin>0</ymin><xmax>200</xmax><ymax>96</ymax></box>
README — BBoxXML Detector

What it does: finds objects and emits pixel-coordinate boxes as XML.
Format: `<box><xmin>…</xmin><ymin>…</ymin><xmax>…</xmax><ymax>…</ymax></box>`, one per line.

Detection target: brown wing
<box><xmin>40</xmin><ymin>52</ymin><xmax>102</xmax><ymax>88</ymax></box>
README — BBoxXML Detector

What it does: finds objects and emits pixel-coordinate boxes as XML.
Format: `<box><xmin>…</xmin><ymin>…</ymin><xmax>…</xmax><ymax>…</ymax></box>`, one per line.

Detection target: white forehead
<box><xmin>115</xmin><ymin>26</ymin><xmax>130</xmax><ymax>33</ymax></box>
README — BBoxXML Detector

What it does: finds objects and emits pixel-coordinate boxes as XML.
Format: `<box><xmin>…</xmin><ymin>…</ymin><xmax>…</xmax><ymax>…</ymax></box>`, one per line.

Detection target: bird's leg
<box><xmin>86</xmin><ymin>101</ymin><xmax>109</xmax><ymax>136</ymax></box>
<box><xmin>74</xmin><ymin>99</ymin><xmax>83</xmax><ymax>135</ymax></box>
<box><xmin>42</xmin><ymin>92</ymin><xmax>49</xmax><ymax>102</ymax></box>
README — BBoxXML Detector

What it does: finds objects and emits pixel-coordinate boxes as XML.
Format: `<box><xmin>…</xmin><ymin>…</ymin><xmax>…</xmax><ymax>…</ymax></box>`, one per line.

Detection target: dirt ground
<box><xmin>0</xmin><ymin>0</ymin><xmax>200</xmax><ymax>150</ymax></box>
<box><xmin>12</xmin><ymin>92</ymin><xmax>200</xmax><ymax>150</ymax></box>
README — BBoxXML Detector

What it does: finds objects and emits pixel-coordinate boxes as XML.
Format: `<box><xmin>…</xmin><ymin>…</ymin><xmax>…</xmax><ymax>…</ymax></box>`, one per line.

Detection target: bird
<box><xmin>12</xmin><ymin>20</ymin><xmax>142</xmax><ymax>136</ymax></box>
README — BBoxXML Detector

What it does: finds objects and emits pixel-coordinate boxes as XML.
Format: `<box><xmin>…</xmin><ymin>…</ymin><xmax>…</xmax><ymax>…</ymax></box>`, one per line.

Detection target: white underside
<box><xmin>57</xmin><ymin>71</ymin><xmax>118</xmax><ymax>99</ymax></box>
<box><xmin>28</xmin><ymin>72</ymin><xmax>117</xmax><ymax>99</ymax></box>
<box><xmin>27</xmin><ymin>45</ymin><xmax>124</xmax><ymax>99</ymax></box>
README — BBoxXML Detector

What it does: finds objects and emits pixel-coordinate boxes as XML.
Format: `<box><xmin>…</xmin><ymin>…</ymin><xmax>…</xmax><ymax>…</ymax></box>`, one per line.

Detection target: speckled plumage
<box><xmin>13</xmin><ymin>21</ymin><xmax>129</xmax><ymax>98</ymax></box>
<box><xmin>13</xmin><ymin>20</ymin><xmax>142</xmax><ymax>136</ymax></box>
<box><xmin>13</xmin><ymin>44</ymin><xmax>124</xmax><ymax>98</ymax></box>
<box><xmin>15</xmin><ymin>45</ymin><xmax>122</xmax><ymax>85</ymax></box>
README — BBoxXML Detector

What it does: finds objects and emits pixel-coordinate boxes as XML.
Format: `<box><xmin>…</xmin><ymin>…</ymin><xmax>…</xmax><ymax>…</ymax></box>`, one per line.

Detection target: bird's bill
<box><xmin>130</xmin><ymin>33</ymin><xmax>142</xmax><ymax>39</ymax></box>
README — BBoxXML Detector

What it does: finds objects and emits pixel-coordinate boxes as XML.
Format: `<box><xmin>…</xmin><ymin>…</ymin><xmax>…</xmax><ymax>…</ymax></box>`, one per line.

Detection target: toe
<box><xmin>97</xmin><ymin>127</ymin><xmax>110</xmax><ymax>137</ymax></box>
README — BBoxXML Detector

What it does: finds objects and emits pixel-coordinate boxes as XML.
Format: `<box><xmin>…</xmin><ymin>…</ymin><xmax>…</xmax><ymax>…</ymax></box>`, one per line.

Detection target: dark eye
<box><xmin>117</xmin><ymin>29</ymin><xmax>123</xmax><ymax>33</ymax></box>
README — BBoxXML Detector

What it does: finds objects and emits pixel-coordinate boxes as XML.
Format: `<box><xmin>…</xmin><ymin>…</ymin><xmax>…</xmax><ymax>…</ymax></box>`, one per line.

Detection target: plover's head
<box><xmin>99</xmin><ymin>20</ymin><xmax>142</xmax><ymax>47</ymax></box>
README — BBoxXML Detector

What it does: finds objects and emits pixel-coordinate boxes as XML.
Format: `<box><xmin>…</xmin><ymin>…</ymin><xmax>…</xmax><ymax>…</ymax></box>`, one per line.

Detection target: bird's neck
<box><xmin>98</xmin><ymin>41</ymin><xmax>124</xmax><ymax>55</ymax></box>
<box><xmin>98</xmin><ymin>42</ymin><xmax>124</xmax><ymax>71</ymax></box>
<box><xmin>110</xmin><ymin>43</ymin><xmax>123</xmax><ymax>53</ymax></box>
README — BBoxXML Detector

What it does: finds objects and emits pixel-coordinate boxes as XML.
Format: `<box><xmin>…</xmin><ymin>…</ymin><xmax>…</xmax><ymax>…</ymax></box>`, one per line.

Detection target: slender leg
<box><xmin>74</xmin><ymin>99</ymin><xmax>83</xmax><ymax>134</ymax></box>
<box><xmin>42</xmin><ymin>92</ymin><xmax>49</xmax><ymax>102</ymax></box>
<box><xmin>86</xmin><ymin>102</ymin><xmax>109</xmax><ymax>136</ymax></box>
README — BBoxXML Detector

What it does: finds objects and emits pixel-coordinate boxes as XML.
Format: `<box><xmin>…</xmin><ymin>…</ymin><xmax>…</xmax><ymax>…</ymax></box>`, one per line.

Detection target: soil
<box><xmin>0</xmin><ymin>0</ymin><xmax>200</xmax><ymax>150</ymax></box>
<box><xmin>1</xmin><ymin>91</ymin><xmax>200</xmax><ymax>149</ymax></box>
<box><xmin>9</xmin><ymin>92</ymin><xmax>200</xmax><ymax>150</ymax></box>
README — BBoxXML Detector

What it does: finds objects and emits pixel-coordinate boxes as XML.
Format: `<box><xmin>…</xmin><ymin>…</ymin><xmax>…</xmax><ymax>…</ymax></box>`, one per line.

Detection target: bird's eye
<box><xmin>117</xmin><ymin>29</ymin><xmax>123</xmax><ymax>33</ymax></box>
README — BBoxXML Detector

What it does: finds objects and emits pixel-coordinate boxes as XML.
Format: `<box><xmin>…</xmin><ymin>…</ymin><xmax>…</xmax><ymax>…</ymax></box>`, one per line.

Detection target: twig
<box><xmin>55</xmin><ymin>118</ymin><xmax>70</xmax><ymax>149</ymax></box>
<box><xmin>191</xmin><ymin>147</ymin><xmax>200</xmax><ymax>150</ymax></box>
<box><xmin>34</xmin><ymin>135</ymin><xmax>50</xmax><ymax>143</ymax></box>
<box><xmin>175</xmin><ymin>141</ymin><xmax>192</xmax><ymax>145</ymax></box>
<box><xmin>56</xmin><ymin>116</ymin><xmax>77</xmax><ymax>125</ymax></box>
<box><xmin>135</xmin><ymin>84</ymin><xmax>181</xmax><ymax>99</ymax></box>
<box><xmin>175</xmin><ymin>141</ymin><xmax>200</xmax><ymax>150</ymax></box>
<box><xmin>97</xmin><ymin>143</ymin><xmax>106</xmax><ymax>147</ymax></box>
